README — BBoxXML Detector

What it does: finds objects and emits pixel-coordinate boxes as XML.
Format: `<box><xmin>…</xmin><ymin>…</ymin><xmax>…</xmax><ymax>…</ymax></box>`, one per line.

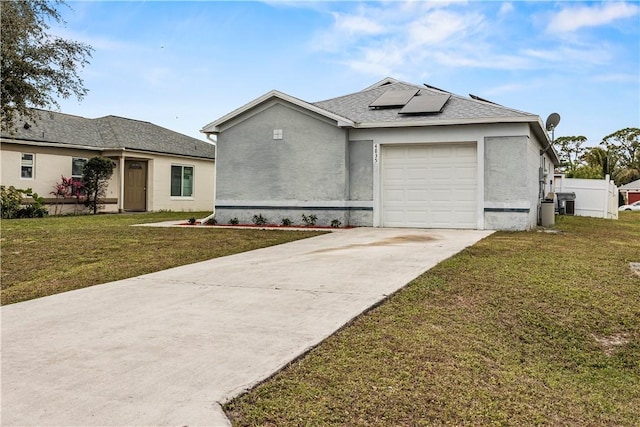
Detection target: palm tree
<box><xmin>601</xmin><ymin>128</ymin><xmax>640</xmax><ymax>186</ymax></box>
<box><xmin>581</xmin><ymin>146</ymin><xmax>616</xmax><ymax>179</ymax></box>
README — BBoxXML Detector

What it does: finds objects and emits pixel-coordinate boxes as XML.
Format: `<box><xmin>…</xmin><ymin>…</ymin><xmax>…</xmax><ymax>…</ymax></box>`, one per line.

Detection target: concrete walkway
<box><xmin>1</xmin><ymin>227</ymin><xmax>492</xmax><ymax>426</ymax></box>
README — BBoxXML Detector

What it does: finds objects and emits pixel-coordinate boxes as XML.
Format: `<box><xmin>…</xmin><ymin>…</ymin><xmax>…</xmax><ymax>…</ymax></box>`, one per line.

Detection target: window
<box><xmin>71</xmin><ymin>157</ymin><xmax>88</xmax><ymax>178</ymax></box>
<box><xmin>171</xmin><ymin>165</ymin><xmax>193</xmax><ymax>197</ymax></box>
<box><xmin>21</xmin><ymin>153</ymin><xmax>34</xmax><ymax>179</ymax></box>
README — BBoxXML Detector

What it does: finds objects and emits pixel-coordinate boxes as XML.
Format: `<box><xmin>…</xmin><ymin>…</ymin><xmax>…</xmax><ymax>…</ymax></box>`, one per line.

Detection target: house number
<box><xmin>373</xmin><ymin>144</ymin><xmax>379</xmax><ymax>164</ymax></box>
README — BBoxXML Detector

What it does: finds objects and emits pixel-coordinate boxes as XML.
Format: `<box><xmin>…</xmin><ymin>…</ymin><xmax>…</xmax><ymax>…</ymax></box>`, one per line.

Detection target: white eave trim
<box><xmin>200</xmin><ymin>90</ymin><xmax>354</xmax><ymax>134</ymax></box>
<box><xmin>1</xmin><ymin>138</ymin><xmax>215</xmax><ymax>161</ymax></box>
<box><xmin>0</xmin><ymin>137</ymin><xmax>104</xmax><ymax>152</ymax></box>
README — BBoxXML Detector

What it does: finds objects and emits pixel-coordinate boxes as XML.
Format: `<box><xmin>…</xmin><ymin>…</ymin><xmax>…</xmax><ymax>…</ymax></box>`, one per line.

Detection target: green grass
<box><xmin>0</xmin><ymin>212</ymin><xmax>325</xmax><ymax>305</ymax></box>
<box><xmin>225</xmin><ymin>212</ymin><xmax>640</xmax><ymax>426</ymax></box>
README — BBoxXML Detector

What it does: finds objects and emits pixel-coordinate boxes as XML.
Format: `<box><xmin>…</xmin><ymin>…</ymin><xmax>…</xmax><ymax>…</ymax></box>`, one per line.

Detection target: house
<box><xmin>619</xmin><ymin>179</ymin><xmax>640</xmax><ymax>204</ymax></box>
<box><xmin>1</xmin><ymin>110</ymin><xmax>215</xmax><ymax>214</ymax></box>
<box><xmin>201</xmin><ymin>77</ymin><xmax>559</xmax><ymax>231</ymax></box>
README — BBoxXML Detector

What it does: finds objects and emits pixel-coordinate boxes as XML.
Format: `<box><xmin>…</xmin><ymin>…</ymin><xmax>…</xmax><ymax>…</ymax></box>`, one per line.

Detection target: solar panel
<box><xmin>399</xmin><ymin>93</ymin><xmax>451</xmax><ymax>114</ymax></box>
<box><xmin>369</xmin><ymin>89</ymin><xmax>419</xmax><ymax>108</ymax></box>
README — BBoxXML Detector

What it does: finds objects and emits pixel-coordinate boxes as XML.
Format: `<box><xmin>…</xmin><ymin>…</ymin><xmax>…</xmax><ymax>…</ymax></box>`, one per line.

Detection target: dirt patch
<box><xmin>592</xmin><ymin>333</ymin><xmax>630</xmax><ymax>356</ymax></box>
<box><xmin>309</xmin><ymin>235</ymin><xmax>437</xmax><ymax>254</ymax></box>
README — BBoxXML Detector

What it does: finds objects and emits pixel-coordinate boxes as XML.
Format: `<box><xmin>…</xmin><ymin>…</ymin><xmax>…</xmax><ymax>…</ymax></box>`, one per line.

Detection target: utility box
<box><xmin>557</xmin><ymin>192</ymin><xmax>576</xmax><ymax>215</ymax></box>
<box><xmin>541</xmin><ymin>201</ymin><xmax>555</xmax><ymax>227</ymax></box>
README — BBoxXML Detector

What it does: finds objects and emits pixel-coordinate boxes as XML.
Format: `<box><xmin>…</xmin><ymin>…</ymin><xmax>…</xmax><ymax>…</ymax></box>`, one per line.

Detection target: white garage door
<box><xmin>382</xmin><ymin>143</ymin><xmax>477</xmax><ymax>229</ymax></box>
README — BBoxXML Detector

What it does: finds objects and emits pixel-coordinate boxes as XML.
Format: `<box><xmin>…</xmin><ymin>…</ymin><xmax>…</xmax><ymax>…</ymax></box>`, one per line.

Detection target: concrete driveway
<box><xmin>1</xmin><ymin>227</ymin><xmax>492</xmax><ymax>426</ymax></box>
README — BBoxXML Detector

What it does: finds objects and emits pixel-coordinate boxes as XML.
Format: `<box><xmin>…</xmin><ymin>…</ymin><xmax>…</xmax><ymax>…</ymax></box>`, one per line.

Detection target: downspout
<box><xmin>199</xmin><ymin>133</ymin><xmax>217</xmax><ymax>224</ymax></box>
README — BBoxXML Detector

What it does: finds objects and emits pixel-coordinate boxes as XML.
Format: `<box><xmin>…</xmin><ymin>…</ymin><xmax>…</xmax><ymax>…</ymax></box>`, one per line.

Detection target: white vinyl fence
<box><xmin>553</xmin><ymin>174</ymin><xmax>618</xmax><ymax>219</ymax></box>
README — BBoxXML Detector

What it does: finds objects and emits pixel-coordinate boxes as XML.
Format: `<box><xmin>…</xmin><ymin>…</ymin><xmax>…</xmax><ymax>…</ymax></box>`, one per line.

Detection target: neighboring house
<box><xmin>201</xmin><ymin>77</ymin><xmax>560</xmax><ymax>231</ymax></box>
<box><xmin>1</xmin><ymin>110</ymin><xmax>215</xmax><ymax>214</ymax></box>
<box><xmin>619</xmin><ymin>179</ymin><xmax>640</xmax><ymax>204</ymax></box>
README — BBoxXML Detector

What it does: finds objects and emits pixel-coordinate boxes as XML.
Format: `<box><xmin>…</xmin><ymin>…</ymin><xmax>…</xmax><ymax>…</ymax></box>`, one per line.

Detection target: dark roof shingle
<box><xmin>2</xmin><ymin>110</ymin><xmax>215</xmax><ymax>159</ymax></box>
<box><xmin>312</xmin><ymin>80</ymin><xmax>536</xmax><ymax>125</ymax></box>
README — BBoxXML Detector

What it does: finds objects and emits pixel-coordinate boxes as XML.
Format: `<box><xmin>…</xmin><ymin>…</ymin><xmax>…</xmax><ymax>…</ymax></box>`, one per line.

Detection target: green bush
<box><xmin>83</xmin><ymin>157</ymin><xmax>116</xmax><ymax>214</ymax></box>
<box><xmin>1</xmin><ymin>185</ymin><xmax>48</xmax><ymax>219</ymax></box>
<box><xmin>301</xmin><ymin>214</ymin><xmax>317</xmax><ymax>226</ymax></box>
<box><xmin>252</xmin><ymin>214</ymin><xmax>267</xmax><ymax>225</ymax></box>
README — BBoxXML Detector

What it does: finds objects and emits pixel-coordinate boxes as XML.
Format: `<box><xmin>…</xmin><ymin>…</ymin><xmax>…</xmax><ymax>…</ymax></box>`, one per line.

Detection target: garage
<box><xmin>382</xmin><ymin>143</ymin><xmax>477</xmax><ymax>228</ymax></box>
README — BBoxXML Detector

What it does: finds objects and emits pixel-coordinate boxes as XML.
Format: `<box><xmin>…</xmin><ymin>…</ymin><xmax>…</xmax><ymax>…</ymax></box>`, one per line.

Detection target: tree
<box><xmin>82</xmin><ymin>157</ymin><xmax>115</xmax><ymax>214</ymax></box>
<box><xmin>1</xmin><ymin>0</ymin><xmax>93</xmax><ymax>132</ymax></box>
<box><xmin>554</xmin><ymin>136</ymin><xmax>588</xmax><ymax>176</ymax></box>
<box><xmin>601</xmin><ymin>128</ymin><xmax>640</xmax><ymax>185</ymax></box>
<box><xmin>581</xmin><ymin>146</ymin><xmax>617</xmax><ymax>179</ymax></box>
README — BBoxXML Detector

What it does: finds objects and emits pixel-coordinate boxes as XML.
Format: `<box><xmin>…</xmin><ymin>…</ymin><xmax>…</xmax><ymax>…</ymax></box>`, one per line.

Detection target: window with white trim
<box><xmin>171</xmin><ymin>165</ymin><xmax>194</xmax><ymax>197</ymax></box>
<box><xmin>71</xmin><ymin>157</ymin><xmax>88</xmax><ymax>178</ymax></box>
<box><xmin>21</xmin><ymin>153</ymin><xmax>34</xmax><ymax>179</ymax></box>
<box><xmin>70</xmin><ymin>157</ymin><xmax>88</xmax><ymax>196</ymax></box>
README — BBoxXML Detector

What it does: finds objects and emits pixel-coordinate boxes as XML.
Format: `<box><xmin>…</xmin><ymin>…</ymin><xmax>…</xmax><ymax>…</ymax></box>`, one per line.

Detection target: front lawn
<box><xmin>0</xmin><ymin>212</ymin><xmax>325</xmax><ymax>305</ymax></box>
<box><xmin>225</xmin><ymin>212</ymin><xmax>640</xmax><ymax>426</ymax></box>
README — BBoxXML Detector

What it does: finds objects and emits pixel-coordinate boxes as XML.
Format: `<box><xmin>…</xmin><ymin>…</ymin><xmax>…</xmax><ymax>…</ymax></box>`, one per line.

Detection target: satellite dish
<box><xmin>545</xmin><ymin>113</ymin><xmax>560</xmax><ymax>132</ymax></box>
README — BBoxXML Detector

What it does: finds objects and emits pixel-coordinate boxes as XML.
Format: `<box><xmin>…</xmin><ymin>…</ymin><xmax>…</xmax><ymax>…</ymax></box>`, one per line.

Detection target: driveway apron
<box><xmin>1</xmin><ymin>227</ymin><xmax>492</xmax><ymax>426</ymax></box>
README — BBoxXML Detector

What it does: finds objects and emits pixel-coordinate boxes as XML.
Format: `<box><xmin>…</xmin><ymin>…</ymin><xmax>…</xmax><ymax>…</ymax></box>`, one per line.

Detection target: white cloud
<box><xmin>498</xmin><ymin>2</ymin><xmax>514</xmax><ymax>16</ymax></box>
<box><xmin>333</xmin><ymin>12</ymin><xmax>385</xmax><ymax>36</ymax></box>
<box><xmin>547</xmin><ymin>2</ymin><xmax>640</xmax><ymax>33</ymax></box>
<box><xmin>310</xmin><ymin>2</ymin><xmax>489</xmax><ymax>76</ymax></box>
<box><xmin>407</xmin><ymin>10</ymin><xmax>482</xmax><ymax>46</ymax></box>
<box><xmin>523</xmin><ymin>45</ymin><xmax>612</xmax><ymax>67</ymax></box>
<box><xmin>307</xmin><ymin>1</ymin><xmax>636</xmax><ymax>80</ymax></box>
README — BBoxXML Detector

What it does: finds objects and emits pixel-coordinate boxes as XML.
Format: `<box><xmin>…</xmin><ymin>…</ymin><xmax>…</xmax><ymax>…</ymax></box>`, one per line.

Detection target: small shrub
<box><xmin>281</xmin><ymin>218</ymin><xmax>292</xmax><ymax>226</ymax></box>
<box><xmin>253</xmin><ymin>214</ymin><xmax>267</xmax><ymax>226</ymax></box>
<box><xmin>1</xmin><ymin>186</ymin><xmax>23</xmax><ymax>219</ymax></box>
<box><xmin>229</xmin><ymin>217</ymin><xmax>239</xmax><ymax>225</ymax></box>
<box><xmin>302</xmin><ymin>214</ymin><xmax>318</xmax><ymax>226</ymax></box>
<box><xmin>51</xmin><ymin>176</ymin><xmax>85</xmax><ymax>215</ymax></box>
<box><xmin>204</xmin><ymin>217</ymin><xmax>217</xmax><ymax>225</ymax></box>
<box><xmin>331</xmin><ymin>219</ymin><xmax>342</xmax><ymax>228</ymax></box>
<box><xmin>1</xmin><ymin>185</ymin><xmax>48</xmax><ymax>219</ymax></box>
<box><xmin>188</xmin><ymin>216</ymin><xmax>197</xmax><ymax>225</ymax></box>
<box><xmin>82</xmin><ymin>157</ymin><xmax>116</xmax><ymax>214</ymax></box>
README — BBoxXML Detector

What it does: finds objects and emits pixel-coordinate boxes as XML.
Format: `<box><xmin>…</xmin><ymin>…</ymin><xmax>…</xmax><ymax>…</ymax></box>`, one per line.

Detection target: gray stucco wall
<box><xmin>216</xmin><ymin>102</ymin><xmax>348</xmax><ymax>202</ymax></box>
<box><xmin>214</xmin><ymin>101</ymin><xmax>366</xmax><ymax>226</ymax></box>
<box><xmin>484</xmin><ymin>135</ymin><xmax>534</xmax><ymax>230</ymax></box>
<box><xmin>348</xmin><ymin>140</ymin><xmax>373</xmax><ymax>201</ymax></box>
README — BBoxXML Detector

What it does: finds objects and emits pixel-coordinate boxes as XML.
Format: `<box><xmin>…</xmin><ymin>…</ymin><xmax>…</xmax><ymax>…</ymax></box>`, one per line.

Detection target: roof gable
<box><xmin>200</xmin><ymin>90</ymin><xmax>354</xmax><ymax>134</ymax></box>
<box><xmin>2</xmin><ymin>110</ymin><xmax>215</xmax><ymax>159</ymax></box>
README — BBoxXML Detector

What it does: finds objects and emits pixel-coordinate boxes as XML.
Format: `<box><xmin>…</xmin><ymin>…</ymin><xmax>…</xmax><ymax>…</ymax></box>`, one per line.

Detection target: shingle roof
<box><xmin>2</xmin><ymin>110</ymin><xmax>215</xmax><ymax>159</ymax></box>
<box><xmin>312</xmin><ymin>80</ymin><xmax>537</xmax><ymax>125</ymax></box>
<box><xmin>620</xmin><ymin>179</ymin><xmax>640</xmax><ymax>190</ymax></box>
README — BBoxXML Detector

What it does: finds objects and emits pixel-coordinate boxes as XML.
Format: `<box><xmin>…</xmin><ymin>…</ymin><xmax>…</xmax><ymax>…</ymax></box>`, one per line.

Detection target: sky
<box><xmin>53</xmin><ymin>1</ymin><xmax>639</xmax><ymax>145</ymax></box>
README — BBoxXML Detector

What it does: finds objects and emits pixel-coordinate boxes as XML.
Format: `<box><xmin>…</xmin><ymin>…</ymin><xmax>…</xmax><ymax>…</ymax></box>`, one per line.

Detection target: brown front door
<box><xmin>124</xmin><ymin>160</ymin><xmax>147</xmax><ymax>211</ymax></box>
